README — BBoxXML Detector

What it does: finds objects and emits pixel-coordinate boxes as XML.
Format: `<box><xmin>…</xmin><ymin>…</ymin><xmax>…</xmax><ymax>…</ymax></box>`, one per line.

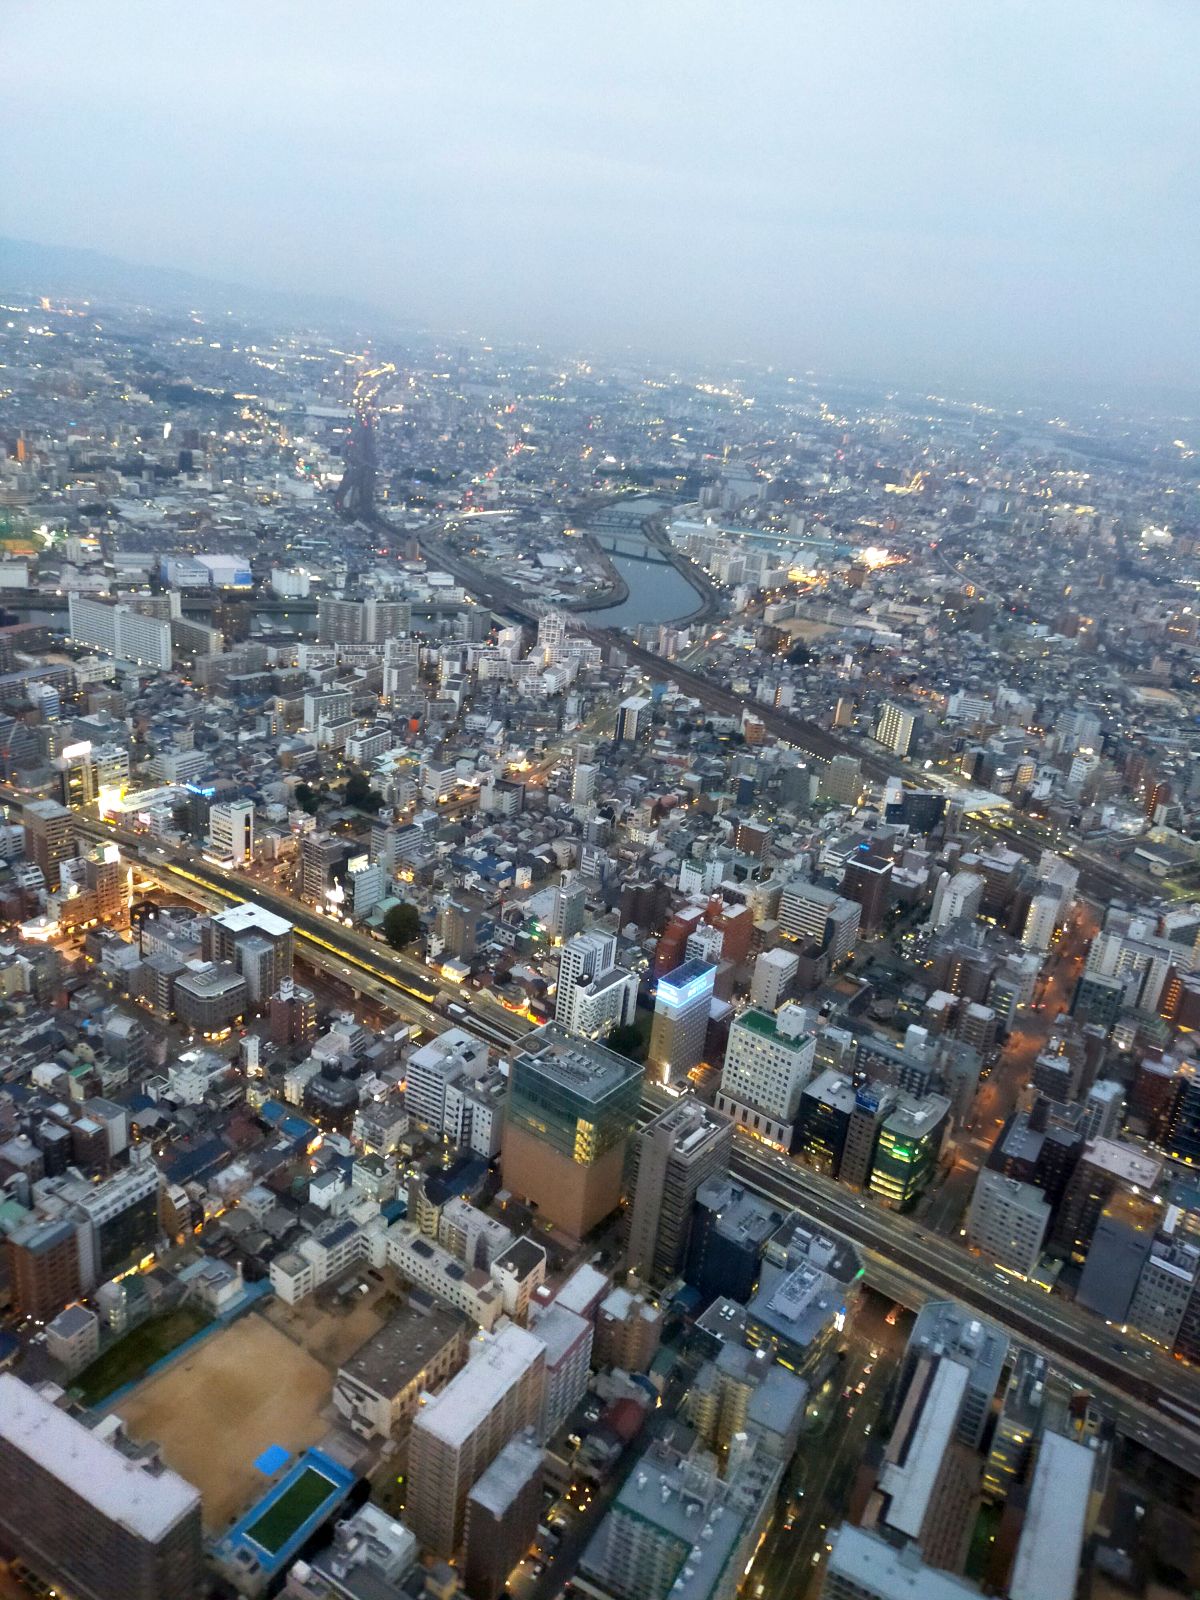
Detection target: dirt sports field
<box><xmin>114</xmin><ymin>1313</ymin><xmax>332</xmax><ymax>1530</ymax></box>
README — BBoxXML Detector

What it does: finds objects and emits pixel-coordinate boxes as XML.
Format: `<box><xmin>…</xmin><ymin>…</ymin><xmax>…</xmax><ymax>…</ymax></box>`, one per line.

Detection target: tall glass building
<box><xmin>503</xmin><ymin>1024</ymin><xmax>642</xmax><ymax>1236</ymax></box>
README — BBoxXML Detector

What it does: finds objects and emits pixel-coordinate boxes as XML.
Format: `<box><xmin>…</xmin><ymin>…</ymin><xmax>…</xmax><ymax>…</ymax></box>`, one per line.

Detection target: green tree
<box><xmin>607</xmin><ymin>1022</ymin><xmax>645</xmax><ymax>1062</ymax></box>
<box><xmin>294</xmin><ymin>783</ymin><xmax>321</xmax><ymax>815</ymax></box>
<box><xmin>383</xmin><ymin>902</ymin><xmax>422</xmax><ymax>950</ymax></box>
<box><xmin>344</xmin><ymin>772</ymin><xmax>384</xmax><ymax>810</ymax></box>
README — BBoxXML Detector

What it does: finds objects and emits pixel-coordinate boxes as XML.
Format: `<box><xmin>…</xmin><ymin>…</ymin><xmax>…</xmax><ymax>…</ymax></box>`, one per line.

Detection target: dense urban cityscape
<box><xmin>0</xmin><ymin>275</ymin><xmax>1196</xmax><ymax>1600</ymax></box>
<box><xmin>2</xmin><ymin>2</ymin><xmax>1199</xmax><ymax>1598</ymax></box>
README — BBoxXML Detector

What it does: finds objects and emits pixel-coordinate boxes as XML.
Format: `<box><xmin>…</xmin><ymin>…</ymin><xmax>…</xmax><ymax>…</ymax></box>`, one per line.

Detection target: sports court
<box><xmin>115</xmin><ymin>1313</ymin><xmax>332</xmax><ymax>1529</ymax></box>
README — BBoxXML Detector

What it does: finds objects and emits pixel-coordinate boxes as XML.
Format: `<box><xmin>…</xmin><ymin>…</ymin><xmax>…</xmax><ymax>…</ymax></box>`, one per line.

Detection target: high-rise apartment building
<box><xmin>647</xmin><ymin>959</ymin><xmax>716</xmax><ymax>1084</ymax></box>
<box><xmin>555</xmin><ymin>930</ymin><xmax>637</xmax><ymax>1039</ymax></box>
<box><xmin>406</xmin><ymin>1325</ymin><xmax>546</xmax><ymax>1557</ymax></box>
<box><xmin>873</xmin><ymin>700</ymin><xmax>919</xmax><ymax>757</ymax></box>
<box><xmin>502</xmin><ymin>1024</ymin><xmax>642</xmax><ymax>1237</ymax></box>
<box><xmin>625</xmin><ymin>1100</ymin><xmax>733</xmax><ymax>1282</ymax></box>
<box><xmin>862</xmin><ymin>1354</ymin><xmax>979</xmax><ymax>1572</ymax></box>
<box><xmin>67</xmin><ymin>594</ymin><xmax>172</xmax><ymax>670</ymax></box>
<box><xmin>0</xmin><ymin>1374</ymin><xmax>203</xmax><ymax>1600</ymax></box>
<box><xmin>317</xmin><ymin>596</ymin><xmax>411</xmax><ymax>645</ymax></box>
<box><xmin>462</xmin><ymin>1428</ymin><xmax>543</xmax><ymax>1600</ymax></box>
<box><xmin>614</xmin><ymin>695</ymin><xmax>651</xmax><ymax>743</ymax></box>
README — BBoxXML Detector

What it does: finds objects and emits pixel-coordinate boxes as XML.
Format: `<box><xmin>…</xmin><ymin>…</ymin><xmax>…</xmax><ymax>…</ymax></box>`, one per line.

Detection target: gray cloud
<box><xmin>3</xmin><ymin>0</ymin><xmax>1197</xmax><ymax>396</ymax></box>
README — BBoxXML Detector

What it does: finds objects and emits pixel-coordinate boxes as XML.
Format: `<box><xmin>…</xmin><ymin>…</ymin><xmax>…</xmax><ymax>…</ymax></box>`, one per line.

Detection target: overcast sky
<box><xmin>3</xmin><ymin>0</ymin><xmax>1198</xmax><ymax>397</ymax></box>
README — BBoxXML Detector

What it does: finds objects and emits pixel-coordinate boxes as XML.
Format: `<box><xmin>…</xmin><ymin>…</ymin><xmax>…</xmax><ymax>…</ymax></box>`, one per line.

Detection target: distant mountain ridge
<box><xmin>0</xmin><ymin>235</ymin><xmax>378</xmax><ymax>330</ymax></box>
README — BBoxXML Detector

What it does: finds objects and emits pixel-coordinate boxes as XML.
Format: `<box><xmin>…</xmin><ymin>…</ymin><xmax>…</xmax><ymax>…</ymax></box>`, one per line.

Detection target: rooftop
<box><xmin>1008</xmin><ymin>1431</ymin><xmax>1095</xmax><ymax>1600</ymax></box>
<box><xmin>339</xmin><ymin>1302</ymin><xmax>466</xmax><ymax>1395</ymax></box>
<box><xmin>213</xmin><ymin>903</ymin><xmax>293</xmax><ymax>940</ymax></box>
<box><xmin>512</xmin><ymin>1023</ymin><xmax>641</xmax><ymax>1102</ymax></box>
<box><xmin>0</xmin><ymin>1374</ymin><xmax>199</xmax><ymax>1542</ymax></box>
<box><xmin>414</xmin><ymin>1325</ymin><xmax>544</xmax><ymax>1449</ymax></box>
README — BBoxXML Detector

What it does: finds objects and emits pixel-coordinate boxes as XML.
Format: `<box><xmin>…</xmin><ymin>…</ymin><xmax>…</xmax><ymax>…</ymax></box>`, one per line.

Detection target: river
<box><xmin>579</xmin><ymin>496</ymin><xmax>705</xmax><ymax>626</ymax></box>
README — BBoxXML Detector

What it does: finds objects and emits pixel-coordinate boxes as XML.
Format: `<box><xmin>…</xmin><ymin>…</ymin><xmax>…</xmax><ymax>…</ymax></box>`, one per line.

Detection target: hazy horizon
<box><xmin>4</xmin><ymin>0</ymin><xmax>1198</xmax><ymax>400</ymax></box>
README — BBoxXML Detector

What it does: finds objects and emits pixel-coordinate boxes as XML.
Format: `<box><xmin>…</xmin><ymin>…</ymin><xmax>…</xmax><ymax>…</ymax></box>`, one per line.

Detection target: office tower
<box><xmin>207</xmin><ymin>798</ymin><xmax>254</xmax><ymax>864</ymax></box>
<box><xmin>749</xmin><ymin>946</ymin><xmax>799</xmax><ymax>1010</ymax></box>
<box><xmin>903</xmin><ymin>1302</ymin><xmax>1008</xmax><ymax>1450</ymax></box>
<box><xmin>778</xmin><ymin>881</ymin><xmax>860</xmax><ymax>966</ymax></box>
<box><xmin>547</xmin><ymin>877</ymin><xmax>586</xmax><ymax>942</ymax></box>
<box><xmin>966</xmin><ymin>1170</ymin><xmax>1052</xmax><ymax>1275</ymax></box>
<box><xmin>862</xmin><ymin>1354</ymin><xmax>979</xmax><ymax>1572</ymax></box>
<box><xmin>820</xmin><ymin>752</ymin><xmax>863</xmax><ymax>806</ymax></box>
<box><xmin>463</xmin><ymin>1430</ymin><xmax>543</xmax><ymax>1600</ymax></box>
<box><xmin>1082</xmin><ymin>1078</ymin><xmax>1123</xmax><ymax>1141</ymax></box>
<box><xmin>582</xmin><ymin>1439</ymin><xmax>779</xmax><ymax>1600</ymax></box>
<box><xmin>74</xmin><ymin>1160</ymin><xmax>161</xmax><ymax>1280</ymax></box>
<box><xmin>23</xmin><ymin>798</ymin><xmax>75</xmax><ymax>890</ymax></box>
<box><xmin>1076</xmin><ymin>1191</ymin><xmax>1158</xmax><ymax>1321</ymax></box>
<box><xmin>172</xmin><ymin>960</ymin><xmax>247</xmax><ymax>1034</ymax></box>
<box><xmin>0</xmin><ymin>1373</ymin><xmax>203</xmax><ymax>1600</ymax></box>
<box><xmin>68</xmin><ymin>593</ymin><xmax>172</xmax><ymax>670</ymax></box>
<box><xmin>626</xmin><ymin>1100</ymin><xmax>733</xmax><ymax>1282</ymax></box>
<box><xmin>614</xmin><ymin>694</ymin><xmax>651</xmax><ymax>743</ymax></box>
<box><xmin>717</xmin><ymin>1004</ymin><xmax>816</xmax><ymax>1146</ymax></box>
<box><xmin>869</xmin><ymin>1093</ymin><xmax>951</xmax><ymax>1212</ymax></box>
<box><xmin>982</xmin><ymin>1350</ymin><xmax>1047</xmax><ymax>1502</ymax></box>
<box><xmin>841</xmin><ymin>848</ymin><xmax>893</xmax><ymax>932</ymax></box>
<box><xmin>406</xmin><ymin>1325</ymin><xmax>546</xmax><ymax>1557</ymax></box>
<box><xmin>1007</xmin><ymin>1432</ymin><xmax>1095</xmax><ymax>1600</ymax></box>
<box><xmin>570</xmin><ymin>760</ymin><xmax>597</xmax><ymax>805</ymax></box>
<box><xmin>6</xmin><ymin>1218</ymin><xmax>82</xmax><ymax>1320</ymax></box>
<box><xmin>57</xmin><ymin>740</ymin><xmax>98</xmax><ymax>808</ymax></box>
<box><xmin>647</xmin><ymin>959</ymin><xmax>716</xmax><ymax>1084</ymax></box>
<box><xmin>406</xmin><ymin>1027</ymin><xmax>490</xmax><ymax>1129</ymax></box>
<box><xmin>502</xmin><ymin>1024</ymin><xmax>641</xmax><ymax>1237</ymax></box>
<box><xmin>1056</xmin><ymin>1139</ymin><xmax>1158</xmax><ymax>1260</ymax></box>
<box><xmin>685</xmin><ymin>1179</ymin><xmax>784</xmax><ymax>1307</ymax></box>
<box><xmin>874</xmin><ymin>700</ymin><xmax>918</xmax><ymax>757</ymax></box>
<box><xmin>207</xmin><ymin>903</ymin><xmax>293</xmax><ymax>1004</ymax></box>
<box><xmin>299</xmin><ymin>830</ymin><xmax>344</xmax><ymax>905</ymax></box>
<box><xmin>1126</xmin><ymin>1233</ymin><xmax>1199</xmax><ymax>1349</ymax></box>
<box><xmin>821</xmin><ymin>1525</ymin><xmax>981</xmax><ymax>1600</ymax></box>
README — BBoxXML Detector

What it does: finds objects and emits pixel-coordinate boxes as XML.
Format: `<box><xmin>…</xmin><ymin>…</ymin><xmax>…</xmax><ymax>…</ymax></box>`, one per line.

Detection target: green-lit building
<box><xmin>868</xmin><ymin>1093</ymin><xmax>950</xmax><ymax>1211</ymax></box>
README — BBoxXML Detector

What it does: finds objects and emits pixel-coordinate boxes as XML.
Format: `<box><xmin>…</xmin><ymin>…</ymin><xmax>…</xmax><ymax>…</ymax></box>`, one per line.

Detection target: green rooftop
<box><xmin>736</xmin><ymin>1008</ymin><xmax>811</xmax><ymax>1050</ymax></box>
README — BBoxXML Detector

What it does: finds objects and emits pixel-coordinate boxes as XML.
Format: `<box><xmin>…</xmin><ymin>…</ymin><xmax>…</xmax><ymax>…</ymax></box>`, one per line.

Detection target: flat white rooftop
<box><xmin>414</xmin><ymin>1325</ymin><xmax>543</xmax><ymax>1449</ymax></box>
<box><xmin>0</xmin><ymin>1374</ymin><xmax>199</xmax><ymax>1542</ymax></box>
<box><xmin>1008</xmin><ymin>1431</ymin><xmax>1094</xmax><ymax>1600</ymax></box>
<box><xmin>213</xmin><ymin>902</ymin><xmax>293</xmax><ymax>939</ymax></box>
